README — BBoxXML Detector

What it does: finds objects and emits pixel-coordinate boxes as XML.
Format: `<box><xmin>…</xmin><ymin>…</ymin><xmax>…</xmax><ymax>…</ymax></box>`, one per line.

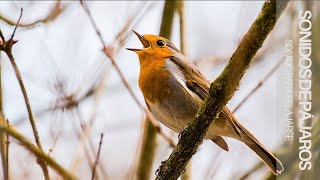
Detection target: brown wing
<box><xmin>169</xmin><ymin>55</ymin><xmax>210</xmax><ymax>97</ymax></box>
<box><xmin>169</xmin><ymin>55</ymin><xmax>242</xmax><ymax>139</ymax></box>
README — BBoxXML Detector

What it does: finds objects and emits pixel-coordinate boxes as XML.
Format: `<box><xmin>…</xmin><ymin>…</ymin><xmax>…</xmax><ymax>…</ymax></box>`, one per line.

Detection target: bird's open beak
<box><xmin>126</xmin><ymin>30</ymin><xmax>150</xmax><ymax>52</ymax></box>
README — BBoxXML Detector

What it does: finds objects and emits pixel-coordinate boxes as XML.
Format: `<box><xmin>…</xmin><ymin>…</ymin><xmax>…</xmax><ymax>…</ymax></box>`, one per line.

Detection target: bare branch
<box><xmin>0</xmin><ymin>48</ymin><xmax>7</xmax><ymax>180</ymax></box>
<box><xmin>0</xmin><ymin>8</ymin><xmax>50</xmax><ymax>179</ymax></box>
<box><xmin>10</xmin><ymin>8</ymin><xmax>23</xmax><ymax>41</ymax></box>
<box><xmin>113</xmin><ymin>2</ymin><xmax>153</xmax><ymax>52</ymax></box>
<box><xmin>70</xmin><ymin>107</ymin><xmax>109</xmax><ymax>179</ymax></box>
<box><xmin>0</xmin><ymin>1</ymin><xmax>65</xmax><ymax>29</ymax></box>
<box><xmin>4</xmin><ymin>120</ymin><xmax>9</xmax><ymax>180</ymax></box>
<box><xmin>91</xmin><ymin>133</ymin><xmax>104</xmax><ymax>180</ymax></box>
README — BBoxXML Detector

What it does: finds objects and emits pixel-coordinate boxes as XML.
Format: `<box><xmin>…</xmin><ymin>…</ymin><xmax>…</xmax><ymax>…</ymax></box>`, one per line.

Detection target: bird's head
<box><xmin>126</xmin><ymin>30</ymin><xmax>181</xmax><ymax>64</ymax></box>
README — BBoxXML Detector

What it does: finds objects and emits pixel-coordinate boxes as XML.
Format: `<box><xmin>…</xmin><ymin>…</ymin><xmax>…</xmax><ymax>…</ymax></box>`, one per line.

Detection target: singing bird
<box><xmin>127</xmin><ymin>31</ymin><xmax>284</xmax><ymax>175</ymax></box>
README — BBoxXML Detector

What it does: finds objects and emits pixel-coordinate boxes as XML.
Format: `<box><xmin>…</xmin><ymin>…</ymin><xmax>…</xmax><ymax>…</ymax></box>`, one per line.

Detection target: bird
<box><xmin>126</xmin><ymin>30</ymin><xmax>284</xmax><ymax>175</ymax></box>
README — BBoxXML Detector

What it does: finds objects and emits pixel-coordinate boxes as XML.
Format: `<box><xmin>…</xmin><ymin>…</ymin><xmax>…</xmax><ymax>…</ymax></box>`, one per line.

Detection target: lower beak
<box><xmin>126</xmin><ymin>30</ymin><xmax>150</xmax><ymax>52</ymax></box>
<box><xmin>126</xmin><ymin>48</ymin><xmax>141</xmax><ymax>52</ymax></box>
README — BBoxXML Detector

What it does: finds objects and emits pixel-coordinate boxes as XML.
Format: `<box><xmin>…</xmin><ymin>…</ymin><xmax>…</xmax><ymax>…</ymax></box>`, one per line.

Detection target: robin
<box><xmin>127</xmin><ymin>30</ymin><xmax>284</xmax><ymax>175</ymax></box>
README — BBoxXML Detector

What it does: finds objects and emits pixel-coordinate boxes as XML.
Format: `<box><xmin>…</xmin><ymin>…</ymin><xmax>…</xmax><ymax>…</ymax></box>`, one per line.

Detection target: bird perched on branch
<box><xmin>127</xmin><ymin>30</ymin><xmax>284</xmax><ymax>175</ymax></box>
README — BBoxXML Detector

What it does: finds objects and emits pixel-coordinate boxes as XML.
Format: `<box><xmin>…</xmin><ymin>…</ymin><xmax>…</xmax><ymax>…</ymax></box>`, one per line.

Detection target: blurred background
<box><xmin>0</xmin><ymin>1</ymin><xmax>319</xmax><ymax>180</ymax></box>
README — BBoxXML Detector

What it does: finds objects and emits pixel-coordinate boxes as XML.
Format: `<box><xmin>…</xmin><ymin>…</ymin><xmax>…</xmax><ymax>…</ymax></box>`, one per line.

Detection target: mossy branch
<box><xmin>156</xmin><ymin>1</ymin><xmax>290</xmax><ymax>179</ymax></box>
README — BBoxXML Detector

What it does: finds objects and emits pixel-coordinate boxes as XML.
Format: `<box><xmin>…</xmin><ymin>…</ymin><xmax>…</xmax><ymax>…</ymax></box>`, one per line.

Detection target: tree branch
<box><xmin>156</xmin><ymin>1</ymin><xmax>289</xmax><ymax>179</ymax></box>
<box><xmin>0</xmin><ymin>8</ymin><xmax>50</xmax><ymax>179</ymax></box>
<box><xmin>91</xmin><ymin>133</ymin><xmax>104</xmax><ymax>180</ymax></box>
<box><xmin>0</xmin><ymin>1</ymin><xmax>65</xmax><ymax>29</ymax></box>
<box><xmin>0</xmin><ymin>52</ymin><xmax>8</xmax><ymax>180</ymax></box>
<box><xmin>4</xmin><ymin>120</ymin><xmax>9</xmax><ymax>180</ymax></box>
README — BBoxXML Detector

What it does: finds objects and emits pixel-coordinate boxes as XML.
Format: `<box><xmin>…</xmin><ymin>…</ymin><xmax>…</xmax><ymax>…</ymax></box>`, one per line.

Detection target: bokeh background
<box><xmin>0</xmin><ymin>1</ymin><xmax>319</xmax><ymax>180</ymax></box>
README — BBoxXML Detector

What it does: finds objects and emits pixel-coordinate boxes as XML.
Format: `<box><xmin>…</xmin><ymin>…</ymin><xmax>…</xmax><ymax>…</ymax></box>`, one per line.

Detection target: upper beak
<box><xmin>126</xmin><ymin>30</ymin><xmax>150</xmax><ymax>52</ymax></box>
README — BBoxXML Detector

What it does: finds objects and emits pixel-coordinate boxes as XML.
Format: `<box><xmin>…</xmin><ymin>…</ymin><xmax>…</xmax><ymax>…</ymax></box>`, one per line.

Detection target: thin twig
<box><xmin>80</xmin><ymin>1</ymin><xmax>176</xmax><ymax>148</ymax></box>
<box><xmin>91</xmin><ymin>133</ymin><xmax>104</xmax><ymax>180</ymax></box>
<box><xmin>233</xmin><ymin>56</ymin><xmax>284</xmax><ymax>113</ymax></box>
<box><xmin>69</xmin><ymin>110</ymin><xmax>96</xmax><ymax>176</ymax></box>
<box><xmin>70</xmin><ymin>107</ymin><xmax>109</xmax><ymax>179</ymax></box>
<box><xmin>48</xmin><ymin>129</ymin><xmax>61</xmax><ymax>157</ymax></box>
<box><xmin>9</xmin><ymin>8</ymin><xmax>23</xmax><ymax>41</ymax></box>
<box><xmin>0</xmin><ymin>8</ymin><xmax>50</xmax><ymax>179</ymax></box>
<box><xmin>4</xmin><ymin>120</ymin><xmax>9</xmax><ymax>180</ymax></box>
<box><xmin>112</xmin><ymin>2</ymin><xmax>153</xmax><ymax>52</ymax></box>
<box><xmin>0</xmin><ymin>1</ymin><xmax>65</xmax><ymax>29</ymax></box>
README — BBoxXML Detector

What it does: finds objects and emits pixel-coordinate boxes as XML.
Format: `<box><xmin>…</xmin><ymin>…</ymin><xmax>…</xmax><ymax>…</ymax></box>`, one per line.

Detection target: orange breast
<box><xmin>138</xmin><ymin>59</ymin><xmax>172</xmax><ymax>103</ymax></box>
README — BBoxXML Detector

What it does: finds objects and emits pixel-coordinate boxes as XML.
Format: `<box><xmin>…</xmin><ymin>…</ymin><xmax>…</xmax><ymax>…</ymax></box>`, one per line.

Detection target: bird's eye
<box><xmin>156</xmin><ymin>40</ymin><xmax>166</xmax><ymax>47</ymax></box>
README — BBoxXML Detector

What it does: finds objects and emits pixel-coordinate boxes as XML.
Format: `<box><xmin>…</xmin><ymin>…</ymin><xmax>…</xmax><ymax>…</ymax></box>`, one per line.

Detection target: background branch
<box><xmin>159</xmin><ymin>0</ymin><xmax>177</xmax><ymax>40</ymax></box>
<box><xmin>0</xmin><ymin>116</ymin><xmax>76</xmax><ymax>180</ymax></box>
<box><xmin>4</xmin><ymin>120</ymin><xmax>9</xmax><ymax>180</ymax></box>
<box><xmin>0</xmin><ymin>52</ymin><xmax>8</xmax><ymax>180</ymax></box>
<box><xmin>0</xmin><ymin>1</ymin><xmax>65</xmax><ymax>29</ymax></box>
<box><xmin>156</xmin><ymin>1</ymin><xmax>290</xmax><ymax>179</ymax></box>
<box><xmin>0</xmin><ymin>8</ymin><xmax>50</xmax><ymax>179</ymax></box>
<box><xmin>91</xmin><ymin>133</ymin><xmax>104</xmax><ymax>180</ymax></box>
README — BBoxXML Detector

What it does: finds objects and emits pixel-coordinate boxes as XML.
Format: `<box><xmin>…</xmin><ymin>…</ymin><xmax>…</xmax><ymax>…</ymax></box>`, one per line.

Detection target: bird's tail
<box><xmin>222</xmin><ymin>107</ymin><xmax>284</xmax><ymax>175</ymax></box>
<box><xmin>243</xmin><ymin>136</ymin><xmax>284</xmax><ymax>175</ymax></box>
<box><xmin>236</xmin><ymin>120</ymin><xmax>284</xmax><ymax>175</ymax></box>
